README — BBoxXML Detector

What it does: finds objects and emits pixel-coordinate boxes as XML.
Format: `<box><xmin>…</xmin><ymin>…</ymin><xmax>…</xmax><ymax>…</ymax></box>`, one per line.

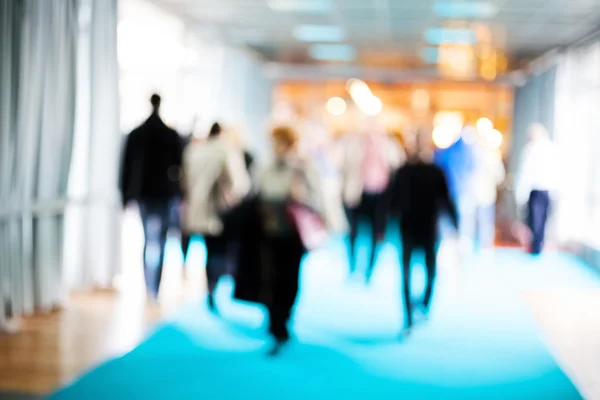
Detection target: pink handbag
<box><xmin>287</xmin><ymin>203</ymin><xmax>329</xmax><ymax>250</ymax></box>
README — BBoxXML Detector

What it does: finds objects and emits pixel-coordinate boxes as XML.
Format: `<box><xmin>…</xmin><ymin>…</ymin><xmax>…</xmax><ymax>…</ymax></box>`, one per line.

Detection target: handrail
<box><xmin>0</xmin><ymin>195</ymin><xmax>121</xmax><ymax>220</ymax></box>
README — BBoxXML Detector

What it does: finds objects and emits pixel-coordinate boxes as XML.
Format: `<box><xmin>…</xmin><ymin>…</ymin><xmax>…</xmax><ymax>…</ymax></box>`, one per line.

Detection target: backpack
<box><xmin>361</xmin><ymin>135</ymin><xmax>390</xmax><ymax>193</ymax></box>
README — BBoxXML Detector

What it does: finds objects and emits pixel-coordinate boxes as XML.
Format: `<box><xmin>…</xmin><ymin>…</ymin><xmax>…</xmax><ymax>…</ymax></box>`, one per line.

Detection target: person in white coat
<box><xmin>515</xmin><ymin>123</ymin><xmax>557</xmax><ymax>255</ymax></box>
<box><xmin>181</xmin><ymin>123</ymin><xmax>251</xmax><ymax>311</ymax></box>
<box><xmin>473</xmin><ymin>138</ymin><xmax>506</xmax><ymax>251</ymax></box>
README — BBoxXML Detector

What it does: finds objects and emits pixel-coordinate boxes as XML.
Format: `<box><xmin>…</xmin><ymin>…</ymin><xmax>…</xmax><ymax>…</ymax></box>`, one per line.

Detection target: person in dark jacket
<box><xmin>391</xmin><ymin>134</ymin><xmax>459</xmax><ymax>336</ymax></box>
<box><xmin>120</xmin><ymin>94</ymin><xmax>184</xmax><ymax>301</ymax></box>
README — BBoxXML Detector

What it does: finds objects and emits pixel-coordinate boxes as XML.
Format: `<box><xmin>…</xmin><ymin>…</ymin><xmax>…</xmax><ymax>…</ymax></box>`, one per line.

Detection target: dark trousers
<box><xmin>204</xmin><ymin>235</ymin><xmax>230</xmax><ymax>295</ymax></box>
<box><xmin>400</xmin><ymin>231</ymin><xmax>437</xmax><ymax>329</ymax></box>
<box><xmin>527</xmin><ymin>190</ymin><xmax>550</xmax><ymax>255</ymax></box>
<box><xmin>139</xmin><ymin>199</ymin><xmax>172</xmax><ymax>297</ymax></box>
<box><xmin>266</xmin><ymin>236</ymin><xmax>304</xmax><ymax>341</ymax></box>
<box><xmin>181</xmin><ymin>233</ymin><xmax>192</xmax><ymax>262</ymax></box>
<box><xmin>168</xmin><ymin>197</ymin><xmax>192</xmax><ymax>263</ymax></box>
<box><xmin>203</xmin><ymin>199</ymin><xmax>249</xmax><ymax>294</ymax></box>
<box><xmin>347</xmin><ymin>191</ymin><xmax>388</xmax><ymax>278</ymax></box>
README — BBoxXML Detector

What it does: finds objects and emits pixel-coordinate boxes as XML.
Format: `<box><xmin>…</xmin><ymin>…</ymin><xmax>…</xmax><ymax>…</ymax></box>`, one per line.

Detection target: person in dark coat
<box><xmin>120</xmin><ymin>94</ymin><xmax>184</xmax><ymax>301</ymax></box>
<box><xmin>391</xmin><ymin>134</ymin><xmax>459</xmax><ymax>336</ymax></box>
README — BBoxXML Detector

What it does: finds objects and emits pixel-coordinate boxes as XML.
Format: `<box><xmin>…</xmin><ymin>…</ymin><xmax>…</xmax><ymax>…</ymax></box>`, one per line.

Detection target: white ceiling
<box><xmin>152</xmin><ymin>0</ymin><xmax>600</xmax><ymax>67</ymax></box>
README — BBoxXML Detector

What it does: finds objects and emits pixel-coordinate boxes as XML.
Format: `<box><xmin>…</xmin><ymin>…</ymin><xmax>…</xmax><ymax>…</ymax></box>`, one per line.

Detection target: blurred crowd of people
<box><xmin>119</xmin><ymin>94</ymin><xmax>557</xmax><ymax>354</ymax></box>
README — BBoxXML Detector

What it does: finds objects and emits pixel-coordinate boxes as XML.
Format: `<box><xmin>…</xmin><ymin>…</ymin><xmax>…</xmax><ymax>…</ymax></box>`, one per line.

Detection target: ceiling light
<box><xmin>433</xmin><ymin>1</ymin><xmax>497</xmax><ymax>19</ymax></box>
<box><xmin>309</xmin><ymin>44</ymin><xmax>356</xmax><ymax>61</ymax></box>
<box><xmin>424</xmin><ymin>28</ymin><xmax>476</xmax><ymax>45</ymax></box>
<box><xmin>293</xmin><ymin>25</ymin><xmax>345</xmax><ymax>42</ymax></box>
<box><xmin>268</xmin><ymin>0</ymin><xmax>333</xmax><ymax>13</ymax></box>
<box><xmin>326</xmin><ymin>97</ymin><xmax>346</xmax><ymax>115</ymax></box>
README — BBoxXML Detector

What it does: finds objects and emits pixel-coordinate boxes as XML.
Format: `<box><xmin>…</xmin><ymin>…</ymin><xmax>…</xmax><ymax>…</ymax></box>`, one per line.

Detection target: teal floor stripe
<box><xmin>51</xmin><ymin>241</ymin><xmax>595</xmax><ymax>399</ymax></box>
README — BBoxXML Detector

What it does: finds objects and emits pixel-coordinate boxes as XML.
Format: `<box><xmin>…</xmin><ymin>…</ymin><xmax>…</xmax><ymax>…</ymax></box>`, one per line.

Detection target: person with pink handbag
<box><xmin>254</xmin><ymin>126</ymin><xmax>327</xmax><ymax>355</ymax></box>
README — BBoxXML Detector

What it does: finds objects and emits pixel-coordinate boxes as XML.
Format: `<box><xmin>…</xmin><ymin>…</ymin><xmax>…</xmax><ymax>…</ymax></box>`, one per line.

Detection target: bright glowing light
<box><xmin>432</xmin><ymin>111</ymin><xmax>463</xmax><ymax>148</ymax></box>
<box><xmin>434</xmin><ymin>111</ymin><xmax>463</xmax><ymax>132</ymax></box>
<box><xmin>433</xmin><ymin>125</ymin><xmax>458</xmax><ymax>149</ymax></box>
<box><xmin>488</xmin><ymin>129</ymin><xmax>503</xmax><ymax>148</ymax></box>
<box><xmin>347</xmin><ymin>79</ymin><xmax>372</xmax><ymax>99</ymax></box>
<box><xmin>476</xmin><ymin>117</ymin><xmax>493</xmax><ymax>134</ymax></box>
<box><xmin>326</xmin><ymin>97</ymin><xmax>346</xmax><ymax>115</ymax></box>
<box><xmin>362</xmin><ymin>96</ymin><xmax>382</xmax><ymax>116</ymax></box>
<box><xmin>346</xmin><ymin>79</ymin><xmax>381</xmax><ymax>115</ymax></box>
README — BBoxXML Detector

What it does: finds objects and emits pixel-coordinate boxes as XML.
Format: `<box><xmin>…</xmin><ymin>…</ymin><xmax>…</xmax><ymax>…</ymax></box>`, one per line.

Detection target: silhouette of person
<box><xmin>391</xmin><ymin>133</ymin><xmax>458</xmax><ymax>336</ymax></box>
<box><xmin>120</xmin><ymin>94</ymin><xmax>184</xmax><ymax>302</ymax></box>
<box><xmin>342</xmin><ymin>128</ymin><xmax>404</xmax><ymax>283</ymax></box>
<box><xmin>515</xmin><ymin>123</ymin><xmax>557</xmax><ymax>255</ymax></box>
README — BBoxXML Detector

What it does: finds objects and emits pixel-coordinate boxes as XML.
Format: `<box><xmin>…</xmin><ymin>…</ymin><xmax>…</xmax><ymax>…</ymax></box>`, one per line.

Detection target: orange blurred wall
<box><xmin>273</xmin><ymin>80</ymin><xmax>513</xmax><ymax>155</ymax></box>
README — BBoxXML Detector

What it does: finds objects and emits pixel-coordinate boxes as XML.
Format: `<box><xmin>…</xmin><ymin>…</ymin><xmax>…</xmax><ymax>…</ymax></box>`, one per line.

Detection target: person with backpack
<box><xmin>342</xmin><ymin>128</ymin><xmax>405</xmax><ymax>283</ymax></box>
<box><xmin>254</xmin><ymin>125</ymin><xmax>325</xmax><ymax>356</ymax></box>
<box><xmin>180</xmin><ymin>122</ymin><xmax>251</xmax><ymax>312</ymax></box>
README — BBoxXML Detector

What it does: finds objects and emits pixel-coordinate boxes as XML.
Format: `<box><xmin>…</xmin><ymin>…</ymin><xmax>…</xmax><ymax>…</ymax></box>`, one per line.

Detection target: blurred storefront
<box><xmin>272</xmin><ymin>80</ymin><xmax>513</xmax><ymax>155</ymax></box>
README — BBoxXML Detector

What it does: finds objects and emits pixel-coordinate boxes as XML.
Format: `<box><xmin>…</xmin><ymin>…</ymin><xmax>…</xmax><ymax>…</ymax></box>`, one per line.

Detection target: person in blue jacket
<box><xmin>433</xmin><ymin>127</ymin><xmax>477</xmax><ymax>245</ymax></box>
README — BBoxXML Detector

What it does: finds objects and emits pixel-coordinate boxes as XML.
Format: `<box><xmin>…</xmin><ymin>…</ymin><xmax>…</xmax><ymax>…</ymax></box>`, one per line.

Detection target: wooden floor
<box><xmin>0</xmin><ymin>265</ymin><xmax>205</xmax><ymax>395</ymax></box>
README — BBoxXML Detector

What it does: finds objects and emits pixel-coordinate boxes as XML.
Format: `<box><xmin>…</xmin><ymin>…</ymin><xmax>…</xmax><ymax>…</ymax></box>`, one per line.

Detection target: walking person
<box><xmin>255</xmin><ymin>126</ymin><xmax>325</xmax><ymax>355</ymax></box>
<box><xmin>120</xmin><ymin>94</ymin><xmax>184</xmax><ymax>302</ymax></box>
<box><xmin>391</xmin><ymin>135</ymin><xmax>459</xmax><ymax>337</ymax></box>
<box><xmin>171</xmin><ymin>120</ymin><xmax>197</xmax><ymax>278</ymax></box>
<box><xmin>473</xmin><ymin>137</ymin><xmax>506</xmax><ymax>252</ymax></box>
<box><xmin>434</xmin><ymin>128</ymin><xmax>477</xmax><ymax>252</ymax></box>
<box><xmin>342</xmin><ymin>128</ymin><xmax>404</xmax><ymax>282</ymax></box>
<box><xmin>181</xmin><ymin>122</ymin><xmax>251</xmax><ymax>312</ymax></box>
<box><xmin>515</xmin><ymin>123</ymin><xmax>557</xmax><ymax>255</ymax></box>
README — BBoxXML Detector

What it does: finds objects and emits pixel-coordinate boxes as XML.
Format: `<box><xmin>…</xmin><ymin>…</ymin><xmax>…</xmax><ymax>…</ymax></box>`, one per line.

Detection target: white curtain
<box><xmin>0</xmin><ymin>0</ymin><xmax>79</xmax><ymax>318</ymax></box>
<box><xmin>554</xmin><ymin>42</ymin><xmax>600</xmax><ymax>244</ymax></box>
<box><xmin>215</xmin><ymin>46</ymin><xmax>273</xmax><ymax>156</ymax></box>
<box><xmin>63</xmin><ymin>0</ymin><xmax>121</xmax><ymax>291</ymax></box>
